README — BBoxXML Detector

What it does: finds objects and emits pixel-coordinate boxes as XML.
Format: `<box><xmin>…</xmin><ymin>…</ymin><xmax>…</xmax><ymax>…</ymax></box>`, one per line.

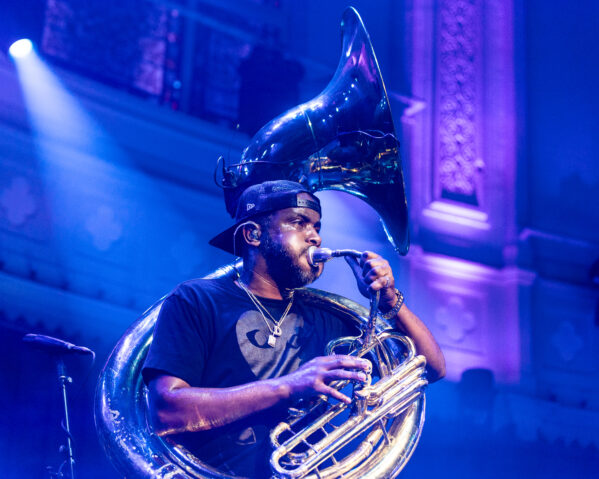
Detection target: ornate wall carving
<box><xmin>0</xmin><ymin>176</ymin><xmax>38</xmax><ymax>226</ymax></box>
<box><xmin>407</xmin><ymin>247</ymin><xmax>526</xmax><ymax>382</ymax></box>
<box><xmin>435</xmin><ymin>295</ymin><xmax>477</xmax><ymax>343</ymax></box>
<box><xmin>84</xmin><ymin>205</ymin><xmax>124</xmax><ymax>251</ymax></box>
<box><xmin>437</xmin><ymin>0</ymin><xmax>482</xmax><ymax>205</ymax></box>
<box><xmin>410</xmin><ymin>0</ymin><xmax>520</xmax><ymax>258</ymax></box>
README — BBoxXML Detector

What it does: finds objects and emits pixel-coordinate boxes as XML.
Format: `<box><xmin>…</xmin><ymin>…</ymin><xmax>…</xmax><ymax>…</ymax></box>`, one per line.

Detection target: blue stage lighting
<box><xmin>9</xmin><ymin>39</ymin><xmax>33</xmax><ymax>58</ymax></box>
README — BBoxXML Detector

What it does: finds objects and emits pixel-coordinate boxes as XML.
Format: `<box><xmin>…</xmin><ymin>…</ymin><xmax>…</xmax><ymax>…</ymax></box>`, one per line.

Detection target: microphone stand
<box><xmin>56</xmin><ymin>357</ymin><xmax>76</xmax><ymax>479</ymax></box>
<box><xmin>23</xmin><ymin>334</ymin><xmax>93</xmax><ymax>479</ymax></box>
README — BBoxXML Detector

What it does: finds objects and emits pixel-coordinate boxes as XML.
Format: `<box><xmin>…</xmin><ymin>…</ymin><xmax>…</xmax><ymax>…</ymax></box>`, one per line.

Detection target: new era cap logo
<box><xmin>246</xmin><ymin>203</ymin><xmax>255</xmax><ymax>211</ymax></box>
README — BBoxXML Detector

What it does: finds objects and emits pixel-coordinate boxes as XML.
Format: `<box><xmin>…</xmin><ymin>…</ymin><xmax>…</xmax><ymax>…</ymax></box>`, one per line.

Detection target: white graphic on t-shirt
<box><xmin>235</xmin><ymin>310</ymin><xmax>307</xmax><ymax>378</ymax></box>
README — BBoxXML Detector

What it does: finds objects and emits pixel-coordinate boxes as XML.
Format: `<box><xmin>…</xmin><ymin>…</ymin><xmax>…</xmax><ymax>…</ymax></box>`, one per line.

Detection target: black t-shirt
<box><xmin>143</xmin><ymin>275</ymin><xmax>356</xmax><ymax>477</ymax></box>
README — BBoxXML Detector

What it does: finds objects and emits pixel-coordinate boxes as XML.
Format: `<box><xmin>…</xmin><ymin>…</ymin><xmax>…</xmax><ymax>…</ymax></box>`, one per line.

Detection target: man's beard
<box><xmin>259</xmin><ymin>233</ymin><xmax>320</xmax><ymax>289</ymax></box>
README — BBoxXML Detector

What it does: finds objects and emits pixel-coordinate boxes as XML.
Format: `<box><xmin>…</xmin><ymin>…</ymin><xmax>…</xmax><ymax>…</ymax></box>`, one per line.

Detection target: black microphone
<box><xmin>23</xmin><ymin>334</ymin><xmax>95</xmax><ymax>356</ymax></box>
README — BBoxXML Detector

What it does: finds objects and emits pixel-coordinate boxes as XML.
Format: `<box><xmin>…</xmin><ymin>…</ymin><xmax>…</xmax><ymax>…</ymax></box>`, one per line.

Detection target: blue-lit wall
<box><xmin>0</xmin><ymin>1</ymin><xmax>598</xmax><ymax>478</ymax></box>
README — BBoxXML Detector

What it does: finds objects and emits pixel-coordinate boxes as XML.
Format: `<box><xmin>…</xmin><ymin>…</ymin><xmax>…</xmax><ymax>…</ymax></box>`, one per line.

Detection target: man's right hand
<box><xmin>280</xmin><ymin>355</ymin><xmax>371</xmax><ymax>404</ymax></box>
<box><xmin>147</xmin><ymin>355</ymin><xmax>372</xmax><ymax>436</ymax></box>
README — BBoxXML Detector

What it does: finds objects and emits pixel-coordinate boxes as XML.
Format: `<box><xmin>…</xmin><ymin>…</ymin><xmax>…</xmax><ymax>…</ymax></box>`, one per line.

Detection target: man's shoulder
<box><xmin>169</xmin><ymin>275</ymin><xmax>236</xmax><ymax>301</ymax></box>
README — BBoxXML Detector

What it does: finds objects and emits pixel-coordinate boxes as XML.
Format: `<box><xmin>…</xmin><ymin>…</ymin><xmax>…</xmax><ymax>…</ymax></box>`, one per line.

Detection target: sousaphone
<box><xmin>96</xmin><ymin>7</ymin><xmax>426</xmax><ymax>478</ymax></box>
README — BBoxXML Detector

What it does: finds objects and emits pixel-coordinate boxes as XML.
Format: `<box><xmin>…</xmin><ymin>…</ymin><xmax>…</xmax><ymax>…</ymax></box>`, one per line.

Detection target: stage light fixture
<box><xmin>9</xmin><ymin>39</ymin><xmax>33</xmax><ymax>59</ymax></box>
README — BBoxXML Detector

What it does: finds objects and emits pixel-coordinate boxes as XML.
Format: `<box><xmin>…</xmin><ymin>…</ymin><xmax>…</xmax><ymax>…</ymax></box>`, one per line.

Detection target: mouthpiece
<box><xmin>307</xmin><ymin>247</ymin><xmax>334</xmax><ymax>266</ymax></box>
<box><xmin>307</xmin><ymin>247</ymin><xmax>363</xmax><ymax>267</ymax></box>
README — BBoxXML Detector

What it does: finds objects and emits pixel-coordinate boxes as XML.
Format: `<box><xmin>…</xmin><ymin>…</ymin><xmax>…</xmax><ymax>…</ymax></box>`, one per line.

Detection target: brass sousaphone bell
<box><xmin>95</xmin><ymin>7</ymin><xmax>426</xmax><ymax>479</ymax></box>
<box><xmin>218</xmin><ymin>6</ymin><xmax>409</xmax><ymax>255</ymax></box>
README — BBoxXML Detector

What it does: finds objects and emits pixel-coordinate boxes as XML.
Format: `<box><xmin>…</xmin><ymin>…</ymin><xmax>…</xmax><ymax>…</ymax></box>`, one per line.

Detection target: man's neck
<box><xmin>239</xmin><ymin>260</ymin><xmax>286</xmax><ymax>300</ymax></box>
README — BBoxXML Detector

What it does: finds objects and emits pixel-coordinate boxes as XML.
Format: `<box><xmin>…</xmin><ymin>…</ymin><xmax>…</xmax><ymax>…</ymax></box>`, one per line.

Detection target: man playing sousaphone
<box><xmin>142</xmin><ymin>179</ymin><xmax>445</xmax><ymax>477</ymax></box>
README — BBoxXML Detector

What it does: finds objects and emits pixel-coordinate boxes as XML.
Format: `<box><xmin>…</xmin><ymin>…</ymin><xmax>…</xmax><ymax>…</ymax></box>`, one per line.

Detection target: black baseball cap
<box><xmin>209</xmin><ymin>180</ymin><xmax>321</xmax><ymax>255</ymax></box>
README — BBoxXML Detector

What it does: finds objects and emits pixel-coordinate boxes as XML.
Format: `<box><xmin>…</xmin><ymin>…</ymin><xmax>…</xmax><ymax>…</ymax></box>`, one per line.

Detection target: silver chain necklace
<box><xmin>238</xmin><ymin>280</ymin><xmax>295</xmax><ymax>348</ymax></box>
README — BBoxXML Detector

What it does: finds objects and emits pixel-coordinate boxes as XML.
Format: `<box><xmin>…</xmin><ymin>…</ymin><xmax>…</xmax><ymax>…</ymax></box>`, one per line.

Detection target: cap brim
<box><xmin>208</xmin><ymin>221</ymin><xmax>243</xmax><ymax>255</ymax></box>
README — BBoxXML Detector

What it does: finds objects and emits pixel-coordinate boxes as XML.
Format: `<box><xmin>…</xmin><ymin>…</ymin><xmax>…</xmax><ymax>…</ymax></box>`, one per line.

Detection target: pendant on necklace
<box><xmin>268</xmin><ymin>325</ymin><xmax>282</xmax><ymax>348</ymax></box>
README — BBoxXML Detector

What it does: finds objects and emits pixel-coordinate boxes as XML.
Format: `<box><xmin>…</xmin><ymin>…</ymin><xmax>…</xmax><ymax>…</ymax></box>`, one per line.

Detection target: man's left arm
<box><xmin>345</xmin><ymin>252</ymin><xmax>446</xmax><ymax>382</ymax></box>
<box><xmin>385</xmin><ymin>301</ymin><xmax>446</xmax><ymax>382</ymax></box>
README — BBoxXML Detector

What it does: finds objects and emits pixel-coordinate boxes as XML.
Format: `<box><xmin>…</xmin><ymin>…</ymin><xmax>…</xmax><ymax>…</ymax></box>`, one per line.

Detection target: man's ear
<box><xmin>242</xmin><ymin>222</ymin><xmax>261</xmax><ymax>245</ymax></box>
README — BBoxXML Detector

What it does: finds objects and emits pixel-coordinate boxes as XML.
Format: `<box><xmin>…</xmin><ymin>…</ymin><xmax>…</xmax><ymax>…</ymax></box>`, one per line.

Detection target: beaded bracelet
<box><xmin>380</xmin><ymin>288</ymin><xmax>404</xmax><ymax>320</ymax></box>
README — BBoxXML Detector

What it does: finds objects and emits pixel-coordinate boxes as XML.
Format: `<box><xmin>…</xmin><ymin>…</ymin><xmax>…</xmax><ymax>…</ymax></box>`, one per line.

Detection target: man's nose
<box><xmin>307</xmin><ymin>227</ymin><xmax>321</xmax><ymax>246</ymax></box>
